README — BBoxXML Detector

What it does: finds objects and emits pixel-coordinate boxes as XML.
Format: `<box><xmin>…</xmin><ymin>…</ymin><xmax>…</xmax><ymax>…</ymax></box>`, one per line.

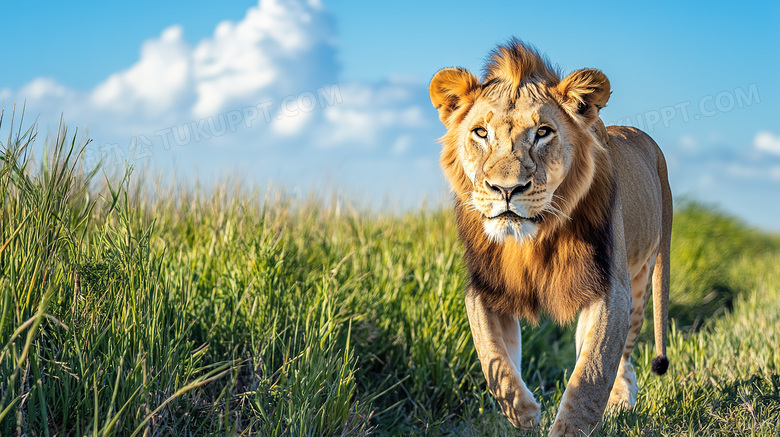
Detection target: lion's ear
<box><xmin>556</xmin><ymin>69</ymin><xmax>611</xmax><ymax>126</ymax></box>
<box><xmin>429</xmin><ymin>67</ymin><xmax>481</xmax><ymax>127</ymax></box>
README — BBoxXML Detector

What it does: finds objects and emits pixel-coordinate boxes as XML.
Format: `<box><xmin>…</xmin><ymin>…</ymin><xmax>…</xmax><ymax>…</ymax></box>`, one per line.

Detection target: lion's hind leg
<box><xmin>608</xmin><ymin>257</ymin><xmax>655</xmax><ymax>409</ymax></box>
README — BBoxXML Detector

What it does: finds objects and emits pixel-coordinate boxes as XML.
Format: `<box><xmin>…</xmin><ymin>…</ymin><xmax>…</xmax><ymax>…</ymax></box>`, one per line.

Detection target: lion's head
<box><xmin>430</xmin><ymin>39</ymin><xmax>611</xmax><ymax>243</ymax></box>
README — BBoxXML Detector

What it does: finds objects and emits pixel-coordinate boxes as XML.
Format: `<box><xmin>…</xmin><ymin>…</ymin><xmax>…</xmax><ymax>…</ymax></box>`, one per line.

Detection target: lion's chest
<box><xmin>460</xmin><ymin>223</ymin><xmax>614</xmax><ymax>325</ymax></box>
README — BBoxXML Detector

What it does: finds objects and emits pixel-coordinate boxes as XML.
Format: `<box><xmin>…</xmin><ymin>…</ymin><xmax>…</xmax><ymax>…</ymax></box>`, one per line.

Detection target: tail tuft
<box><xmin>651</xmin><ymin>356</ymin><xmax>669</xmax><ymax>375</ymax></box>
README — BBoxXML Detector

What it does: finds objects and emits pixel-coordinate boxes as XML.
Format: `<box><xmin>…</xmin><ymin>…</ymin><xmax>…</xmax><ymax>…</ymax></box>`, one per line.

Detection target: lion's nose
<box><xmin>485</xmin><ymin>180</ymin><xmax>532</xmax><ymax>202</ymax></box>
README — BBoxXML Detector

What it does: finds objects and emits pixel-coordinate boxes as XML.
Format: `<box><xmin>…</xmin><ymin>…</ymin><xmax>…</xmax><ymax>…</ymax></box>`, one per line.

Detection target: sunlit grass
<box><xmin>2</xmin><ymin>115</ymin><xmax>779</xmax><ymax>436</ymax></box>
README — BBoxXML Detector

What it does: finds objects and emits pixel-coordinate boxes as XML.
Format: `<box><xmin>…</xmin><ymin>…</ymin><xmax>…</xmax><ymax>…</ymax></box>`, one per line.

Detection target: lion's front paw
<box><xmin>497</xmin><ymin>390</ymin><xmax>541</xmax><ymax>430</ymax></box>
<box><xmin>548</xmin><ymin>416</ymin><xmax>596</xmax><ymax>437</ymax></box>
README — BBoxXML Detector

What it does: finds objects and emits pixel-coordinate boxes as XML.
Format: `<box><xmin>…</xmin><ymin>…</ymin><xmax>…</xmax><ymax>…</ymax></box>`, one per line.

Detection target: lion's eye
<box><xmin>536</xmin><ymin>127</ymin><xmax>552</xmax><ymax>138</ymax></box>
<box><xmin>473</xmin><ymin>128</ymin><xmax>488</xmax><ymax>139</ymax></box>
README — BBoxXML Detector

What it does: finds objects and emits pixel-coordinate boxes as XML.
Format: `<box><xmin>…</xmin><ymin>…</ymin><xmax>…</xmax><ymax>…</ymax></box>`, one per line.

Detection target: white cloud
<box><xmin>21</xmin><ymin>78</ymin><xmax>73</xmax><ymax>100</ymax></box>
<box><xmin>84</xmin><ymin>0</ymin><xmax>337</xmax><ymax>128</ymax></box>
<box><xmin>91</xmin><ymin>26</ymin><xmax>191</xmax><ymax>117</ymax></box>
<box><xmin>315</xmin><ymin>81</ymin><xmax>429</xmax><ymax>148</ymax></box>
<box><xmin>17</xmin><ymin>78</ymin><xmax>80</xmax><ymax>117</ymax></box>
<box><xmin>6</xmin><ymin>0</ymin><xmax>433</xmax><ymax>146</ymax></box>
<box><xmin>755</xmin><ymin>131</ymin><xmax>780</xmax><ymax>155</ymax></box>
<box><xmin>272</xmin><ymin>105</ymin><xmax>314</xmax><ymax>135</ymax></box>
<box><xmin>191</xmin><ymin>0</ymin><xmax>331</xmax><ymax>117</ymax></box>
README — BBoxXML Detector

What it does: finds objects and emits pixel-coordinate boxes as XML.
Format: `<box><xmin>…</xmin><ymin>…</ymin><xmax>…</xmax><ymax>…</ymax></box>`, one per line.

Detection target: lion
<box><xmin>428</xmin><ymin>39</ymin><xmax>672</xmax><ymax>436</ymax></box>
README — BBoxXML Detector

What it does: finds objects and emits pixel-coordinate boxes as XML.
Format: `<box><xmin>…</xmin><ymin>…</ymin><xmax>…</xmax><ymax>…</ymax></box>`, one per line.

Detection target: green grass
<box><xmin>667</xmin><ymin>200</ymin><xmax>780</xmax><ymax>330</ymax></box>
<box><xmin>1</xmin><ymin>115</ymin><xmax>779</xmax><ymax>436</ymax></box>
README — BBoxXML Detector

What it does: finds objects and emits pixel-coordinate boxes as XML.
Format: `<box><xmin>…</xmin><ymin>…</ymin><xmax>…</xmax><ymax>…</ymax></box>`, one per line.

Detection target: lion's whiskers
<box><xmin>546</xmin><ymin>198</ymin><xmax>572</xmax><ymax>222</ymax></box>
<box><xmin>457</xmin><ymin>198</ymin><xmax>482</xmax><ymax>215</ymax></box>
<box><xmin>552</xmin><ymin>194</ymin><xmax>572</xmax><ymax>214</ymax></box>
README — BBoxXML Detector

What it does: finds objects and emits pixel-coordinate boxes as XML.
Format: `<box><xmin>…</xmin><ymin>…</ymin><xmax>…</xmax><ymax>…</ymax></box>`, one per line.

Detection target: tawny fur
<box><xmin>429</xmin><ymin>39</ymin><xmax>672</xmax><ymax>436</ymax></box>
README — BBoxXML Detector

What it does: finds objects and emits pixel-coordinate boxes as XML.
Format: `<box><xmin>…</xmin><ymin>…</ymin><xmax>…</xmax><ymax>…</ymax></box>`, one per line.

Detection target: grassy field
<box><xmin>1</xmin><ymin>117</ymin><xmax>779</xmax><ymax>436</ymax></box>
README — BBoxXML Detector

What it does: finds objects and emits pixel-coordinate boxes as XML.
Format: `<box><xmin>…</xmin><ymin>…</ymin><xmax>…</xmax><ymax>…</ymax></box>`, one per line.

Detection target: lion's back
<box><xmin>607</xmin><ymin>125</ymin><xmax>669</xmax><ymax>265</ymax></box>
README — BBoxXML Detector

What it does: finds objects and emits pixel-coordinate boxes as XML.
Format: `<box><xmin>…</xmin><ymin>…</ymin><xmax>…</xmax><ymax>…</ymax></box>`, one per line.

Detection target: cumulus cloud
<box><xmin>5</xmin><ymin>0</ymin><xmax>437</xmax><ymax>154</ymax></box>
<box><xmin>191</xmin><ymin>0</ymin><xmax>337</xmax><ymax>117</ymax></box>
<box><xmin>755</xmin><ymin>131</ymin><xmax>780</xmax><ymax>155</ymax></box>
<box><xmin>91</xmin><ymin>26</ymin><xmax>192</xmax><ymax>118</ymax></box>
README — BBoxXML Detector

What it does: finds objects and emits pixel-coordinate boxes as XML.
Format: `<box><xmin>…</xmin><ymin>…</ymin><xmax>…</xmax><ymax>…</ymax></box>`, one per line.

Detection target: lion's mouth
<box><xmin>484</xmin><ymin>210</ymin><xmax>542</xmax><ymax>223</ymax></box>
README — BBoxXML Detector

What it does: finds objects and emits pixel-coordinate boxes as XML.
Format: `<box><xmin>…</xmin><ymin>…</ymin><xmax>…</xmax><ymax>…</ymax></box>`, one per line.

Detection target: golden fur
<box><xmin>429</xmin><ymin>39</ymin><xmax>672</xmax><ymax>435</ymax></box>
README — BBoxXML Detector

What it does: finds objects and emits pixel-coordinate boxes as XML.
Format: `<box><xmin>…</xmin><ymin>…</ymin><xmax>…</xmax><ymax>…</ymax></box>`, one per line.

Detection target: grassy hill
<box><xmin>2</xmin><ymin>121</ymin><xmax>779</xmax><ymax>436</ymax></box>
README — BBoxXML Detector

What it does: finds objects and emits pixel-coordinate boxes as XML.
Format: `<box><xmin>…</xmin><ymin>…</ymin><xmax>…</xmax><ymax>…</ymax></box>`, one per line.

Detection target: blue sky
<box><xmin>1</xmin><ymin>0</ymin><xmax>779</xmax><ymax>229</ymax></box>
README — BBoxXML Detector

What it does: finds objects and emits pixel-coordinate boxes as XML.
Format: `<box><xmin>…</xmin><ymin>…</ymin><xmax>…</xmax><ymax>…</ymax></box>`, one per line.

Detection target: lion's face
<box><xmin>454</xmin><ymin>90</ymin><xmax>574</xmax><ymax>242</ymax></box>
<box><xmin>430</xmin><ymin>43</ymin><xmax>611</xmax><ymax>243</ymax></box>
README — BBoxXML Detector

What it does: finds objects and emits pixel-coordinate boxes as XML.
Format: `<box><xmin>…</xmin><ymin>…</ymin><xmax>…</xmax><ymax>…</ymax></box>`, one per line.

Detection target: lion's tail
<box><xmin>651</xmin><ymin>152</ymin><xmax>673</xmax><ymax>376</ymax></box>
